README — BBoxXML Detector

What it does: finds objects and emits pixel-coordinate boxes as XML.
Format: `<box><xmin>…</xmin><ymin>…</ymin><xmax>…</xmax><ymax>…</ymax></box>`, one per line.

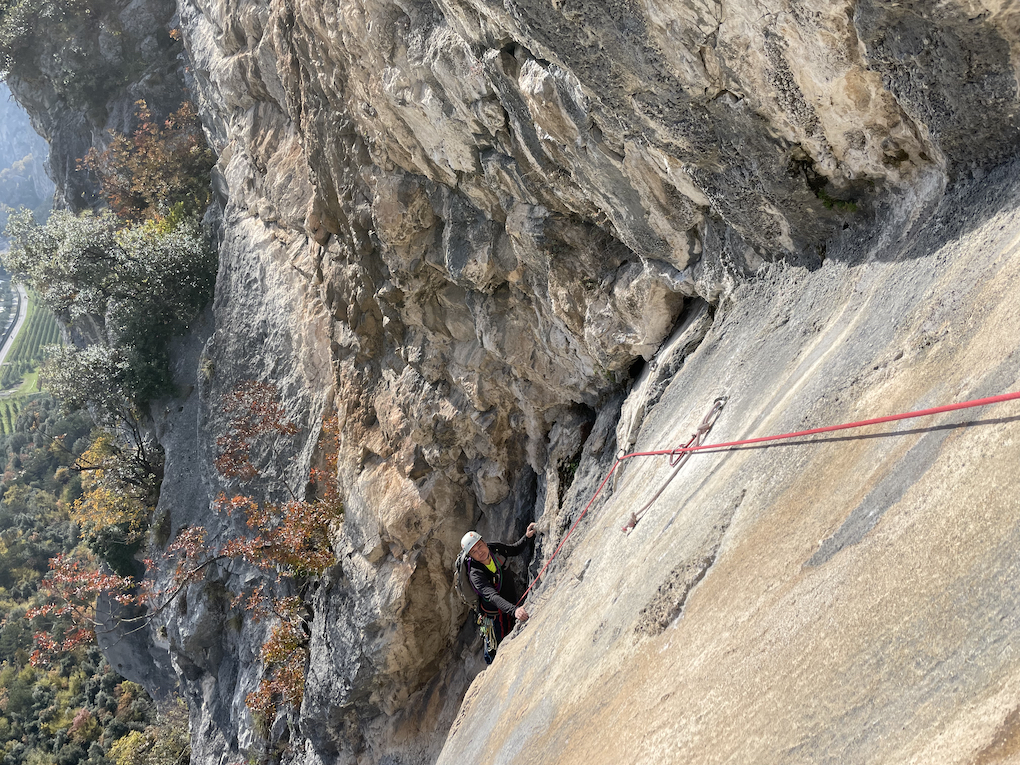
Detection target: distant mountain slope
<box><xmin>0</xmin><ymin>82</ymin><xmax>52</xmax><ymax>239</ymax></box>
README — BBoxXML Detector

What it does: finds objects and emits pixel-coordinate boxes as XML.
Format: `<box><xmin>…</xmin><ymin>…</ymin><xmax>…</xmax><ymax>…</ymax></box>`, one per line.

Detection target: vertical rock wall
<box><xmin>433</xmin><ymin>156</ymin><xmax>1020</xmax><ymax>765</ymax></box>
<box><xmin>9</xmin><ymin>0</ymin><xmax>1020</xmax><ymax>763</ymax></box>
<box><xmin>169</xmin><ymin>0</ymin><xmax>1020</xmax><ymax>762</ymax></box>
<box><xmin>5</xmin><ymin>0</ymin><xmax>188</xmax><ymax>210</ymax></box>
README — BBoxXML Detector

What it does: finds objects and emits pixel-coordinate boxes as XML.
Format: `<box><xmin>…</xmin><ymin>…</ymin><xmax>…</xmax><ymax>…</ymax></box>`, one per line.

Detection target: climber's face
<box><xmin>468</xmin><ymin>539</ymin><xmax>492</xmax><ymax>565</ymax></box>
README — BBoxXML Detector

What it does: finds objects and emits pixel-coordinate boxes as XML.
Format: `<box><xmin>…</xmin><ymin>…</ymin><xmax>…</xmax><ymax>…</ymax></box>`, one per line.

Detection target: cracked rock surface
<box><xmin>438</xmin><ymin>161</ymin><xmax>1020</xmax><ymax>765</ymax></box>
<box><xmin>10</xmin><ymin>0</ymin><xmax>1020</xmax><ymax>762</ymax></box>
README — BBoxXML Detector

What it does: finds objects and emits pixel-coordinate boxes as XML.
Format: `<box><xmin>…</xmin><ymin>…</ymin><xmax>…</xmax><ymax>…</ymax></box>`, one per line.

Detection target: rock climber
<box><xmin>460</xmin><ymin>522</ymin><xmax>537</xmax><ymax>661</ymax></box>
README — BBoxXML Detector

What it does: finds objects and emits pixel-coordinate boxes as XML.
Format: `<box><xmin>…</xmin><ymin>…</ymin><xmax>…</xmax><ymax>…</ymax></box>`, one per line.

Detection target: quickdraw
<box><xmin>514</xmin><ymin>389</ymin><xmax>1020</xmax><ymax>609</ymax></box>
<box><xmin>622</xmin><ymin>396</ymin><xmax>727</xmax><ymax>533</ymax></box>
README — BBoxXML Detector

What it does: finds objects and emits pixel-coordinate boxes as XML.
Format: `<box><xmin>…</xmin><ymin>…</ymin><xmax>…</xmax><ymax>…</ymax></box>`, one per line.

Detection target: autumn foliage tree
<box><xmin>25</xmin><ymin>557</ymin><xmax>136</xmax><ymax>664</ymax></box>
<box><xmin>209</xmin><ymin>381</ymin><xmax>342</xmax><ymax>723</ymax></box>
<box><xmin>80</xmin><ymin>100</ymin><xmax>216</xmax><ymax>223</ymax></box>
<box><xmin>70</xmin><ymin>430</ymin><xmax>160</xmax><ymax>575</ymax></box>
<box><xmin>27</xmin><ymin>382</ymin><xmax>343</xmax><ymax>730</ymax></box>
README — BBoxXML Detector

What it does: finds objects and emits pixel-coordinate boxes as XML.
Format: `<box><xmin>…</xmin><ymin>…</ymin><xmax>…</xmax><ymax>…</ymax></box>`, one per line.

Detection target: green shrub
<box><xmin>0</xmin><ymin>0</ymin><xmax>94</xmax><ymax>74</ymax></box>
<box><xmin>2</xmin><ymin>210</ymin><xmax>216</xmax><ymax>409</ymax></box>
<box><xmin>0</xmin><ymin>0</ymin><xmax>152</xmax><ymax>110</ymax></box>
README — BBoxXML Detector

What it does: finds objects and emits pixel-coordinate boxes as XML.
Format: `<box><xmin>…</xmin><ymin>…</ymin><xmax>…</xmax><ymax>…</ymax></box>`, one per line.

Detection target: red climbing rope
<box><xmin>517</xmin><ymin>397</ymin><xmax>726</xmax><ymax>605</ymax></box>
<box><xmin>620</xmin><ymin>390</ymin><xmax>1020</xmax><ymax>459</ymax></box>
<box><xmin>516</xmin><ymin>461</ymin><xmax>622</xmax><ymax>606</ymax></box>
<box><xmin>517</xmin><ymin>389</ymin><xmax>1020</xmax><ymax>608</ymax></box>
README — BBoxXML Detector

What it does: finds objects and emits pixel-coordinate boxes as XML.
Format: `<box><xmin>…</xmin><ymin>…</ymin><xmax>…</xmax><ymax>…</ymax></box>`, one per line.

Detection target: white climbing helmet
<box><xmin>460</xmin><ymin>530</ymin><xmax>483</xmax><ymax>557</ymax></box>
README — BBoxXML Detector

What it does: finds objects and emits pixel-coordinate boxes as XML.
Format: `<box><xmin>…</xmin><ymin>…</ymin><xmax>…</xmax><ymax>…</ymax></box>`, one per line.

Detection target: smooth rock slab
<box><xmin>437</xmin><ymin>160</ymin><xmax>1020</xmax><ymax>765</ymax></box>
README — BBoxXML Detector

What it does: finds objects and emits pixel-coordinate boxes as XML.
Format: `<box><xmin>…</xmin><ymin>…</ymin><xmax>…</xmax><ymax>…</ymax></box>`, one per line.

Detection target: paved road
<box><xmin>0</xmin><ymin>282</ymin><xmax>28</xmax><ymax>369</ymax></box>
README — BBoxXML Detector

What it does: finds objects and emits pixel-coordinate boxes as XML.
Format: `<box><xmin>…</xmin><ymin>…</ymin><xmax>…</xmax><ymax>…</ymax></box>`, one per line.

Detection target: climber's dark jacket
<box><xmin>466</xmin><ymin>534</ymin><xmax>532</xmax><ymax>616</ymax></box>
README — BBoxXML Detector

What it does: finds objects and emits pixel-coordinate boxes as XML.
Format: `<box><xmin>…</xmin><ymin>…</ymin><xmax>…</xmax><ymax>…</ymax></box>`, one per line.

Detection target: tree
<box><xmin>3</xmin><ymin>209</ymin><xmax>216</xmax><ymax>405</ymax></box>
<box><xmin>3</xmin><ymin>209</ymin><xmax>121</xmax><ymax>321</ymax></box>
<box><xmin>107</xmin><ymin>694</ymin><xmax>190</xmax><ymax>765</ymax></box>
<box><xmin>80</xmin><ymin>100</ymin><xmax>216</xmax><ymax>222</ymax></box>
<box><xmin>26</xmin><ymin>554</ymin><xmax>136</xmax><ymax>660</ymax></box>
<box><xmin>70</xmin><ymin>431</ymin><xmax>157</xmax><ymax>574</ymax></box>
<box><xmin>27</xmin><ymin>383</ymin><xmax>343</xmax><ymax>731</ymax></box>
<box><xmin>172</xmin><ymin>383</ymin><xmax>342</xmax><ymax>723</ymax></box>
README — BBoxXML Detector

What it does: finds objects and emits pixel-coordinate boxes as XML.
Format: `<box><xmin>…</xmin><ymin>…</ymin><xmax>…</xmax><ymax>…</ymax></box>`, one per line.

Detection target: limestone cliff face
<box><xmin>11</xmin><ymin>0</ymin><xmax>1020</xmax><ymax>763</ymax></box>
<box><xmin>436</xmin><ymin>162</ymin><xmax>1020</xmax><ymax>765</ymax></box>
<box><xmin>169</xmin><ymin>1</ymin><xmax>1020</xmax><ymax>761</ymax></box>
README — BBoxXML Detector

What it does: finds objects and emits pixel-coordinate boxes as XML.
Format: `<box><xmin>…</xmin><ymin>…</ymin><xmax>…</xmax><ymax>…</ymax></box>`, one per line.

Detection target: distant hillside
<box><xmin>0</xmin><ymin>83</ymin><xmax>52</xmax><ymax>240</ymax></box>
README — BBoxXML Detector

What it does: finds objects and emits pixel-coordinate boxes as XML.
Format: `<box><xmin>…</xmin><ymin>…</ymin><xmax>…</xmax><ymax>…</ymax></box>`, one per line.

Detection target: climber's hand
<box><xmin>526</xmin><ymin>522</ymin><xmax>537</xmax><ymax>538</ymax></box>
<box><xmin>515</xmin><ymin>606</ymin><xmax>529</xmax><ymax>622</ymax></box>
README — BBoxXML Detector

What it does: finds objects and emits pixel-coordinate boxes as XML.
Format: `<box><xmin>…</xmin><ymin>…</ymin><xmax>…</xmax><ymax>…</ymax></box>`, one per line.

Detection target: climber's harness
<box><xmin>454</xmin><ymin>550</ymin><xmax>509</xmax><ymax>662</ymax></box>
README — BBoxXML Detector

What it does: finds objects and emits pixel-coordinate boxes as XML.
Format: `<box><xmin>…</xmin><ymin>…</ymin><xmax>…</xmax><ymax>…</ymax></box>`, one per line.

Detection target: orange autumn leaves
<box><xmin>28</xmin><ymin>382</ymin><xmax>342</xmax><ymax>723</ymax></box>
<box><xmin>79</xmin><ymin>100</ymin><xmax>215</xmax><ymax>223</ymax></box>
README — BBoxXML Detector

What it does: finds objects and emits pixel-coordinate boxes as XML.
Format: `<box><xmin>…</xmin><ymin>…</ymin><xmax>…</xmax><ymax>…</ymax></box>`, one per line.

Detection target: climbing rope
<box><xmin>620</xmin><ymin>396</ymin><xmax>726</xmax><ymax>533</ymax></box>
<box><xmin>517</xmin><ymin>397</ymin><xmax>727</xmax><ymax>605</ymax></box>
<box><xmin>517</xmin><ymin>388</ymin><xmax>1020</xmax><ymax>607</ymax></box>
<box><xmin>621</xmin><ymin>390</ymin><xmax>1020</xmax><ymax>459</ymax></box>
<box><xmin>516</xmin><ymin>460</ymin><xmax>622</xmax><ymax>606</ymax></box>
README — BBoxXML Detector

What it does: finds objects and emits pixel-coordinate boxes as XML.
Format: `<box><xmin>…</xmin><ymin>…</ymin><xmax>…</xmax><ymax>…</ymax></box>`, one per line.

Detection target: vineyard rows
<box><xmin>0</xmin><ymin>296</ymin><xmax>62</xmax><ymax>431</ymax></box>
<box><xmin>0</xmin><ymin>398</ymin><xmax>22</xmax><ymax>435</ymax></box>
